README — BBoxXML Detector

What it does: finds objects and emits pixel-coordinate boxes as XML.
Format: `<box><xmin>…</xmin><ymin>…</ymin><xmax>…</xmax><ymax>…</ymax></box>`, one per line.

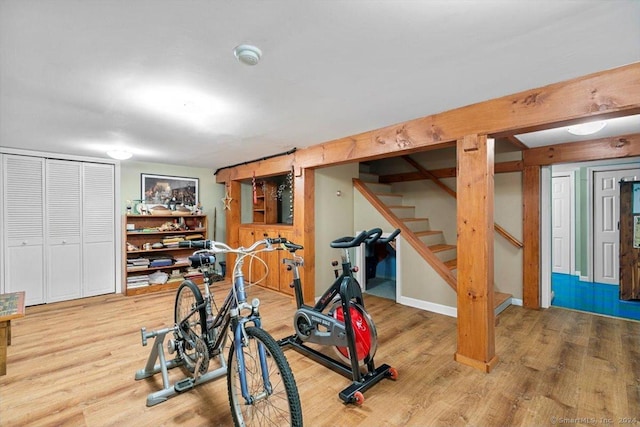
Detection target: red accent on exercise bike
<box><xmin>333</xmin><ymin>305</ymin><xmax>372</xmax><ymax>362</ymax></box>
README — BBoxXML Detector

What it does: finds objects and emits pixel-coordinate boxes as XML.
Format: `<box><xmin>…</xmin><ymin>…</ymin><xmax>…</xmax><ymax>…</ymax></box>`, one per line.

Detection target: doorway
<box><xmin>547</xmin><ymin>161</ymin><xmax>640</xmax><ymax>320</ymax></box>
<box><xmin>354</xmin><ymin>231</ymin><xmax>399</xmax><ymax>301</ymax></box>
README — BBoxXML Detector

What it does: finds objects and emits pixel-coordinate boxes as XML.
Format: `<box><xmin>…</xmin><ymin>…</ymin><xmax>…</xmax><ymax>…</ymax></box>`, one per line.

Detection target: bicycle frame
<box><xmin>188</xmin><ymin>242</ymin><xmax>276</xmax><ymax>404</ymax></box>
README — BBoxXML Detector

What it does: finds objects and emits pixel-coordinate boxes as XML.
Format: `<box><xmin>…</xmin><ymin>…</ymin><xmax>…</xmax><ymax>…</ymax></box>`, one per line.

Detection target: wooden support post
<box><xmin>293</xmin><ymin>168</ymin><xmax>315</xmax><ymax>304</ymax></box>
<box><xmin>225</xmin><ymin>180</ymin><xmax>242</xmax><ymax>275</ymax></box>
<box><xmin>454</xmin><ymin>135</ymin><xmax>498</xmax><ymax>373</ymax></box>
<box><xmin>523</xmin><ymin>166</ymin><xmax>541</xmax><ymax>308</ymax></box>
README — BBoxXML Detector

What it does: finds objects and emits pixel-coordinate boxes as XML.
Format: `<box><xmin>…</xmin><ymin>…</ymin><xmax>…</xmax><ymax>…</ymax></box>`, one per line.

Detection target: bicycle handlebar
<box><xmin>178</xmin><ymin>237</ymin><xmax>289</xmax><ymax>255</ymax></box>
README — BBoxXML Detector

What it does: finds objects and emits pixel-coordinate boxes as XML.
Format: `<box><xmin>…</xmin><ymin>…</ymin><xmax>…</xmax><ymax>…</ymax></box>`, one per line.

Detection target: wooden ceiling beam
<box><xmin>379</xmin><ymin>160</ymin><xmax>522</xmax><ymax>183</ymax></box>
<box><xmin>217</xmin><ymin>62</ymin><xmax>640</xmax><ymax>182</ymax></box>
<box><xmin>523</xmin><ymin>133</ymin><xmax>640</xmax><ymax>166</ymax></box>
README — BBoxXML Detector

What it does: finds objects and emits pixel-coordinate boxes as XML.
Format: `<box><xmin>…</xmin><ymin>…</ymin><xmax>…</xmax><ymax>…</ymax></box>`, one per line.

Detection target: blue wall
<box><xmin>552</xmin><ymin>273</ymin><xmax>640</xmax><ymax>321</ymax></box>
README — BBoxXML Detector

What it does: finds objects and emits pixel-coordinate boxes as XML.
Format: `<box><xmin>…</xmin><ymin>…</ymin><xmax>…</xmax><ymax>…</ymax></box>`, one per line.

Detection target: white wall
<box><xmin>314</xmin><ymin>163</ymin><xmax>359</xmax><ymax>297</ymax></box>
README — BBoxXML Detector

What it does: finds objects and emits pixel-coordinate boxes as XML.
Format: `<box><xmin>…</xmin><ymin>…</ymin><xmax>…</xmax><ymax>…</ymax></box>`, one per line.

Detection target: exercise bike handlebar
<box><xmin>378</xmin><ymin>228</ymin><xmax>401</xmax><ymax>244</ymax></box>
<box><xmin>329</xmin><ymin>228</ymin><xmax>400</xmax><ymax>249</ymax></box>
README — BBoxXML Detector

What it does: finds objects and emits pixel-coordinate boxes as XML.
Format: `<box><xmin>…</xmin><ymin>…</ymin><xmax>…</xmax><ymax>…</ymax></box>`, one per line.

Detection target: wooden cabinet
<box><xmin>122</xmin><ymin>214</ymin><xmax>207</xmax><ymax>296</ymax></box>
<box><xmin>238</xmin><ymin>225</ymin><xmax>296</xmax><ymax>296</ymax></box>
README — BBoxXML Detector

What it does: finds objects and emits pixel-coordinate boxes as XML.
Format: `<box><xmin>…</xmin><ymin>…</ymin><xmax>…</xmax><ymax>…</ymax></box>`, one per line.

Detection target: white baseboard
<box><xmin>398</xmin><ymin>296</ymin><xmax>457</xmax><ymax>318</ymax></box>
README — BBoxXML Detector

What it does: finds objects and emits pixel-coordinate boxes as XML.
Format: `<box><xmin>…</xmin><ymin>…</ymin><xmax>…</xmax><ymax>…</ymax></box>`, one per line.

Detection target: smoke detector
<box><xmin>233</xmin><ymin>44</ymin><xmax>262</xmax><ymax>66</ymax></box>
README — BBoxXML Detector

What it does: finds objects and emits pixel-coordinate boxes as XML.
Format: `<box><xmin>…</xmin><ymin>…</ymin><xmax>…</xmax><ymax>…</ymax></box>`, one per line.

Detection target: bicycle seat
<box><xmin>283</xmin><ymin>241</ymin><xmax>303</xmax><ymax>252</ymax></box>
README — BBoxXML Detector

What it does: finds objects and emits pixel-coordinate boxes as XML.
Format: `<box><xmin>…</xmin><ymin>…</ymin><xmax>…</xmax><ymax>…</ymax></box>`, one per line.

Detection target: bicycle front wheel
<box><xmin>227</xmin><ymin>326</ymin><xmax>303</xmax><ymax>427</ymax></box>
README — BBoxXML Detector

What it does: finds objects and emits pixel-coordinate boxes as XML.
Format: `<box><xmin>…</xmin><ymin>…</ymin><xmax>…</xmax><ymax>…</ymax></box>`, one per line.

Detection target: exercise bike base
<box><xmin>278</xmin><ymin>334</ymin><xmax>394</xmax><ymax>404</ymax></box>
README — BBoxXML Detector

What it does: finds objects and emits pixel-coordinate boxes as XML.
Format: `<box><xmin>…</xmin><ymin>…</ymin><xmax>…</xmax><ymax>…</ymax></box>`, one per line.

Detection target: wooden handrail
<box><xmin>401</xmin><ymin>156</ymin><xmax>523</xmax><ymax>249</ymax></box>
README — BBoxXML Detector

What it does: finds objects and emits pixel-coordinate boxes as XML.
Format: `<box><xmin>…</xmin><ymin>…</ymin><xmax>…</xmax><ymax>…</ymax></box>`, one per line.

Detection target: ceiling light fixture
<box><xmin>567</xmin><ymin>120</ymin><xmax>607</xmax><ymax>136</ymax></box>
<box><xmin>233</xmin><ymin>44</ymin><xmax>262</xmax><ymax>66</ymax></box>
<box><xmin>107</xmin><ymin>150</ymin><xmax>133</xmax><ymax>160</ymax></box>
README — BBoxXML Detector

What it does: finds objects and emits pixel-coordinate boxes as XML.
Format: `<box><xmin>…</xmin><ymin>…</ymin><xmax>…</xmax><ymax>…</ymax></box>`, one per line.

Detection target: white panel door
<box><xmin>594</xmin><ymin>168</ymin><xmax>640</xmax><ymax>284</ymax></box>
<box><xmin>82</xmin><ymin>163</ymin><xmax>115</xmax><ymax>296</ymax></box>
<box><xmin>552</xmin><ymin>175</ymin><xmax>572</xmax><ymax>274</ymax></box>
<box><xmin>2</xmin><ymin>155</ymin><xmax>46</xmax><ymax>305</ymax></box>
<box><xmin>46</xmin><ymin>160</ymin><xmax>82</xmax><ymax>302</ymax></box>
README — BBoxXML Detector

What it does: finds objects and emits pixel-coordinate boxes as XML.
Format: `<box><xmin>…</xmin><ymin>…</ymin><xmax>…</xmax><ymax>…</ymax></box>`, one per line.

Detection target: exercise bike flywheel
<box><xmin>329</xmin><ymin>301</ymin><xmax>378</xmax><ymax>366</ymax></box>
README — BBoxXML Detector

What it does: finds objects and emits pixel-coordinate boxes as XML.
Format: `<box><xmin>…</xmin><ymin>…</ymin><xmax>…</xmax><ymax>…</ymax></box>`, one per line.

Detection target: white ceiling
<box><xmin>1</xmin><ymin>0</ymin><xmax>639</xmax><ymax>171</ymax></box>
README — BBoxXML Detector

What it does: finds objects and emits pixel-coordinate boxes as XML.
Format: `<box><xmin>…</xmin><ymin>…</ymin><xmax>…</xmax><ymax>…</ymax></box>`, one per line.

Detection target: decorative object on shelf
<box><xmin>141</xmin><ymin>173</ymin><xmax>198</xmax><ymax>209</ymax></box>
<box><xmin>252</xmin><ymin>171</ymin><xmax>257</xmax><ymax>204</ymax></box>
<box><xmin>287</xmin><ymin>166</ymin><xmax>294</xmax><ymax>224</ymax></box>
<box><xmin>222</xmin><ymin>183</ymin><xmax>233</xmax><ymax>210</ymax></box>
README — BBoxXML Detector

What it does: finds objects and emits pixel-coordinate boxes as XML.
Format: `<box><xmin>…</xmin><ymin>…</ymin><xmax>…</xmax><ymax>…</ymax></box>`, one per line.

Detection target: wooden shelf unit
<box><xmin>253</xmin><ymin>181</ymin><xmax>278</xmax><ymax>224</ymax></box>
<box><xmin>122</xmin><ymin>214</ymin><xmax>207</xmax><ymax>296</ymax></box>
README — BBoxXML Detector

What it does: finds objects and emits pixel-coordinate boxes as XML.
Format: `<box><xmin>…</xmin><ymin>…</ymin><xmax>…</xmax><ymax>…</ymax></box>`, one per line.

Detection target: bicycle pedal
<box><xmin>174</xmin><ymin>378</ymin><xmax>194</xmax><ymax>392</ymax></box>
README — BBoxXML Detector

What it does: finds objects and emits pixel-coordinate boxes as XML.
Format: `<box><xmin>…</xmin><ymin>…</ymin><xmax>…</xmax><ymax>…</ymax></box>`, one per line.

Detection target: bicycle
<box><xmin>278</xmin><ymin>228</ymin><xmax>400</xmax><ymax>405</ymax></box>
<box><xmin>136</xmin><ymin>237</ymin><xmax>302</xmax><ymax>427</ymax></box>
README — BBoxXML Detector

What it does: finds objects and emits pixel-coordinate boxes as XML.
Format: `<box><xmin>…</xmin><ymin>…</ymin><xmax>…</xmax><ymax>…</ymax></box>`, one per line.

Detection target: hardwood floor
<box><xmin>1</xmin><ymin>281</ymin><xmax>638</xmax><ymax>426</ymax></box>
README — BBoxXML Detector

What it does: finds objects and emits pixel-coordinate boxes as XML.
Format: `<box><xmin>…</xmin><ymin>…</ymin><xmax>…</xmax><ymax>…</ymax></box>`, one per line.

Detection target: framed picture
<box><xmin>141</xmin><ymin>174</ymin><xmax>199</xmax><ymax>208</ymax></box>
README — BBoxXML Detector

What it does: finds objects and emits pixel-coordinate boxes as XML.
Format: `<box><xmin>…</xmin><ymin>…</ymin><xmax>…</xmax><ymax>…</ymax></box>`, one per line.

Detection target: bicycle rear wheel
<box><xmin>227</xmin><ymin>326</ymin><xmax>302</xmax><ymax>427</ymax></box>
<box><xmin>174</xmin><ymin>280</ymin><xmax>208</xmax><ymax>374</ymax></box>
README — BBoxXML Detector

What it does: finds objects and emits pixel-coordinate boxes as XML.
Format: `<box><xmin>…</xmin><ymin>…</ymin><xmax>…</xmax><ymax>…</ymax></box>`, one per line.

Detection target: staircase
<box><xmin>356</xmin><ymin>167</ymin><xmax>512</xmax><ymax>315</ymax></box>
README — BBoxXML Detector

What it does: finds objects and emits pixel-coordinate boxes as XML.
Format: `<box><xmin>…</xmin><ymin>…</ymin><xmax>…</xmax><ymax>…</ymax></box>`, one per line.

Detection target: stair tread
<box><xmin>429</xmin><ymin>243</ymin><xmax>456</xmax><ymax>252</ymax></box>
<box><xmin>444</xmin><ymin>259</ymin><xmax>457</xmax><ymax>269</ymax></box>
<box><xmin>388</xmin><ymin>205</ymin><xmax>414</xmax><ymax>208</ymax></box>
<box><xmin>402</xmin><ymin>217</ymin><xmax>429</xmax><ymax>222</ymax></box>
<box><xmin>374</xmin><ymin>192</ymin><xmax>403</xmax><ymax>197</ymax></box>
<box><xmin>494</xmin><ymin>292</ymin><xmax>512</xmax><ymax>307</ymax></box>
<box><xmin>415</xmin><ymin>230</ymin><xmax>442</xmax><ymax>236</ymax></box>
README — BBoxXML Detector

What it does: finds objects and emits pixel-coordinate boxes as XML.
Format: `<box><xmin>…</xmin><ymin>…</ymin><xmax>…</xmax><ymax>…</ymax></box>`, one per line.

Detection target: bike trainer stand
<box><xmin>135</xmin><ymin>326</ymin><xmax>227</xmax><ymax>407</ymax></box>
<box><xmin>278</xmin><ymin>334</ymin><xmax>394</xmax><ymax>404</ymax></box>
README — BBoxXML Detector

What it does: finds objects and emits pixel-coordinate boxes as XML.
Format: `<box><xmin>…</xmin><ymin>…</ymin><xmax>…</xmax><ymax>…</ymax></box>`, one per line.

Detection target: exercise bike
<box><xmin>278</xmin><ymin>228</ymin><xmax>401</xmax><ymax>405</ymax></box>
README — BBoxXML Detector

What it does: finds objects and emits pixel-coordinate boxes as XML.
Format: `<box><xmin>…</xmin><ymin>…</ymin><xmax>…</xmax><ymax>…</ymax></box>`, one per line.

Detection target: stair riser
<box><xmin>390</xmin><ymin>207</ymin><xmax>415</xmax><ymax>218</ymax></box>
<box><xmin>402</xmin><ymin>219</ymin><xmax>430</xmax><ymax>232</ymax></box>
<box><xmin>418</xmin><ymin>233</ymin><xmax>445</xmax><ymax>246</ymax></box>
<box><xmin>378</xmin><ymin>194</ymin><xmax>403</xmax><ymax>205</ymax></box>
<box><xmin>365</xmin><ymin>182</ymin><xmax>392</xmax><ymax>193</ymax></box>
<box><xmin>433</xmin><ymin>248</ymin><xmax>457</xmax><ymax>262</ymax></box>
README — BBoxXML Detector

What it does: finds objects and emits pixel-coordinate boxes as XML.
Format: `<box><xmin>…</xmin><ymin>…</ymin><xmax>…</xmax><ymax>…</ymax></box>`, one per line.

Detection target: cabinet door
<box><xmin>2</xmin><ymin>155</ymin><xmax>46</xmax><ymax>305</ymax></box>
<box><xmin>46</xmin><ymin>159</ymin><xmax>82</xmax><ymax>302</ymax></box>
<box><xmin>82</xmin><ymin>163</ymin><xmax>115</xmax><ymax>296</ymax></box>
<box><xmin>238</xmin><ymin>227</ymin><xmax>268</xmax><ymax>285</ymax></box>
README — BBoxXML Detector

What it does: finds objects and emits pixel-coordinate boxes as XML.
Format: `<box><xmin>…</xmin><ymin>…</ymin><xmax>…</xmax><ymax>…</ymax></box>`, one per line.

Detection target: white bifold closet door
<box><xmin>82</xmin><ymin>162</ymin><xmax>115</xmax><ymax>297</ymax></box>
<box><xmin>2</xmin><ymin>155</ymin><xmax>115</xmax><ymax>305</ymax></box>
<box><xmin>46</xmin><ymin>159</ymin><xmax>83</xmax><ymax>302</ymax></box>
<box><xmin>3</xmin><ymin>155</ymin><xmax>46</xmax><ymax>306</ymax></box>
<box><xmin>45</xmin><ymin>160</ymin><xmax>116</xmax><ymax>302</ymax></box>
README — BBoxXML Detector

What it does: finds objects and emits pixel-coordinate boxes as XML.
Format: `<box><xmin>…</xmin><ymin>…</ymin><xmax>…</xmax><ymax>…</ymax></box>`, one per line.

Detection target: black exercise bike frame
<box><xmin>278</xmin><ymin>228</ymin><xmax>400</xmax><ymax>403</ymax></box>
